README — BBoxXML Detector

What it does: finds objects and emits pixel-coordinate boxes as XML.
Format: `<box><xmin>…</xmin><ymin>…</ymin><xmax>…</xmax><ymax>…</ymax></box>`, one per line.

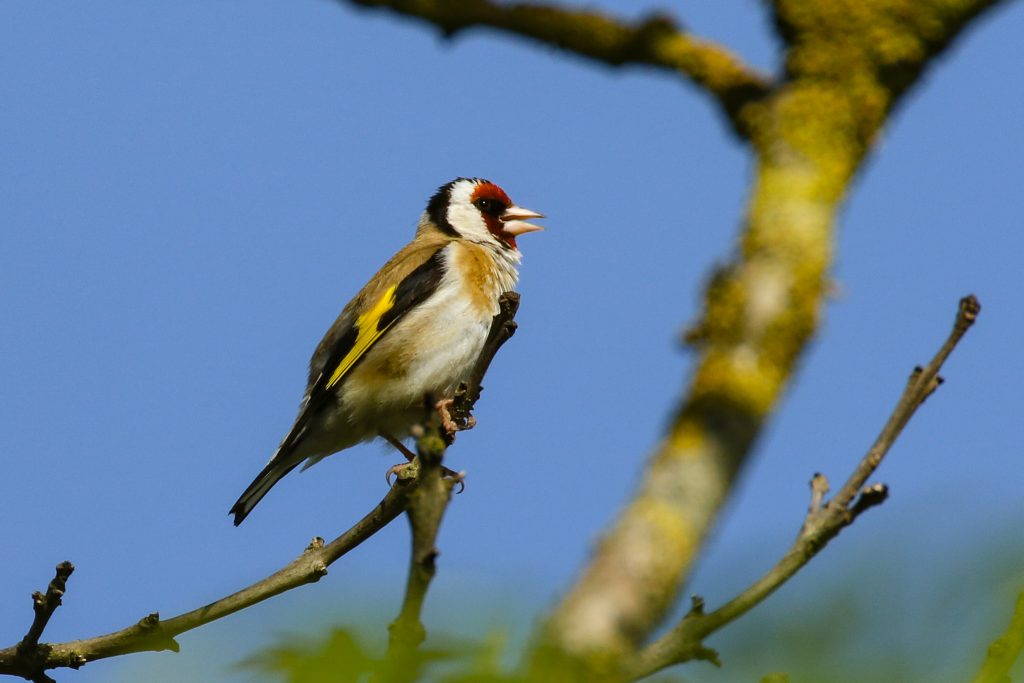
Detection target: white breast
<box><xmin>339</xmin><ymin>241</ymin><xmax>520</xmax><ymax>436</ymax></box>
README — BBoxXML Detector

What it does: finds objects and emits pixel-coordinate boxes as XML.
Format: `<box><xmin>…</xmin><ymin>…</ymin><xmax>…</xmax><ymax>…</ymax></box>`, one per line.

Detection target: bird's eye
<box><xmin>474</xmin><ymin>198</ymin><xmax>504</xmax><ymax>216</ymax></box>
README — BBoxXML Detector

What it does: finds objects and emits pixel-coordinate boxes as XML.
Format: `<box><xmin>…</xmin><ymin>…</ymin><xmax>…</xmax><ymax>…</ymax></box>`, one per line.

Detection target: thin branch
<box><xmin>626</xmin><ymin>295</ymin><xmax>981</xmax><ymax>680</ymax></box>
<box><xmin>379</xmin><ymin>292</ymin><xmax>520</xmax><ymax>680</ymax></box>
<box><xmin>0</xmin><ymin>473</ymin><xmax>418</xmax><ymax>680</ymax></box>
<box><xmin>830</xmin><ymin>295</ymin><xmax>980</xmax><ymax>511</ymax></box>
<box><xmin>378</xmin><ymin>419</ymin><xmax>455</xmax><ymax>681</ymax></box>
<box><xmin>971</xmin><ymin>591</ymin><xmax>1024</xmax><ymax>683</ymax></box>
<box><xmin>0</xmin><ymin>293</ymin><xmax>522</xmax><ymax>683</ymax></box>
<box><xmin>341</xmin><ymin>0</ymin><xmax>770</xmax><ymax>137</ymax></box>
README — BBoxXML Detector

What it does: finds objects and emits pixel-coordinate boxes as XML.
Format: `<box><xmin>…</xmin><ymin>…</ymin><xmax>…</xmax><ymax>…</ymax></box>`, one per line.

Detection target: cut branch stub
<box><xmin>850</xmin><ymin>483</ymin><xmax>889</xmax><ymax>519</ymax></box>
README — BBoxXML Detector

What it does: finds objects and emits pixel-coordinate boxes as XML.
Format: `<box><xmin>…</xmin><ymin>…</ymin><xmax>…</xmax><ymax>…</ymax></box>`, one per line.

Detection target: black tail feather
<box><xmin>229</xmin><ymin>457</ymin><xmax>302</xmax><ymax>526</ymax></box>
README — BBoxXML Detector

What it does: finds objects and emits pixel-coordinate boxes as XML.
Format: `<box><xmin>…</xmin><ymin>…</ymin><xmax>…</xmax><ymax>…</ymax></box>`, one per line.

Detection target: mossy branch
<box><xmin>340</xmin><ymin>0</ymin><xmax>771</xmax><ymax>137</ymax></box>
<box><xmin>521</xmin><ymin>2</ymin><xmax>1003</xmax><ymax>677</ymax></box>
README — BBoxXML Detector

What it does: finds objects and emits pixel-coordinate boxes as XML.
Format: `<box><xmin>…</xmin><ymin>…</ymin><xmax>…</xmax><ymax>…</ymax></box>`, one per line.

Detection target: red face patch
<box><xmin>470</xmin><ymin>181</ymin><xmax>512</xmax><ymax>207</ymax></box>
<box><xmin>470</xmin><ymin>182</ymin><xmax>517</xmax><ymax>248</ymax></box>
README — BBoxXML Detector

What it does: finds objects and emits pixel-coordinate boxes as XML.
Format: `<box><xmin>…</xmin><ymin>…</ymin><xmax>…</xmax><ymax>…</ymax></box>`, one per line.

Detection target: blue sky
<box><xmin>1</xmin><ymin>2</ymin><xmax>1023</xmax><ymax>681</ymax></box>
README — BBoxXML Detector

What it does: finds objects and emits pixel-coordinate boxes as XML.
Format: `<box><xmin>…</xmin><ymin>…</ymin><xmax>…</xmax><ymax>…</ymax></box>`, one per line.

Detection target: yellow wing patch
<box><xmin>326</xmin><ymin>284</ymin><xmax>398</xmax><ymax>390</ymax></box>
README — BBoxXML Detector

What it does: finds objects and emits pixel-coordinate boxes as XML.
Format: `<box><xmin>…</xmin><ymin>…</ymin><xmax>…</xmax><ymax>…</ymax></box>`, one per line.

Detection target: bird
<box><xmin>229</xmin><ymin>178</ymin><xmax>543</xmax><ymax>525</ymax></box>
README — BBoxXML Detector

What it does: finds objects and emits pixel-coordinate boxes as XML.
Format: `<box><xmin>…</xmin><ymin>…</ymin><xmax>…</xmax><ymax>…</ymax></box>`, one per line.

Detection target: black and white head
<box><xmin>423</xmin><ymin>177</ymin><xmax>543</xmax><ymax>250</ymax></box>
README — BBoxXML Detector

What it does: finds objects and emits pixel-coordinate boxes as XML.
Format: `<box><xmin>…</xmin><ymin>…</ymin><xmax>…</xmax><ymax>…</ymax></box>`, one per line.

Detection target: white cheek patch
<box><xmin>446</xmin><ymin>179</ymin><xmax>496</xmax><ymax>244</ymax></box>
<box><xmin>447</xmin><ymin>202</ymin><xmax>490</xmax><ymax>242</ymax></box>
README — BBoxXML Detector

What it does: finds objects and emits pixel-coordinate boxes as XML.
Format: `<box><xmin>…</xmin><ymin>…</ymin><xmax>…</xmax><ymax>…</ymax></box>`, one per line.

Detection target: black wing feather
<box><xmin>286</xmin><ymin>246</ymin><xmax>449</xmax><ymax>453</ymax></box>
<box><xmin>229</xmin><ymin>246</ymin><xmax>449</xmax><ymax>525</ymax></box>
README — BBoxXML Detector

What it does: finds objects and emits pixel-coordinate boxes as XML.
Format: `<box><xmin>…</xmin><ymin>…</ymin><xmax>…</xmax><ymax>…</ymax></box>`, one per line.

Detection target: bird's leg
<box><xmin>381</xmin><ymin>431</ymin><xmax>417</xmax><ymax>462</ymax></box>
<box><xmin>380</xmin><ymin>430</ymin><xmax>465</xmax><ymax>493</ymax></box>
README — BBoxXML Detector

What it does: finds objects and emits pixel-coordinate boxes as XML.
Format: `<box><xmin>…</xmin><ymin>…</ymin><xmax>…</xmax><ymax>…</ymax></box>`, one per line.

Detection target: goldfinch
<box><xmin>230</xmin><ymin>178</ymin><xmax>543</xmax><ymax>525</ymax></box>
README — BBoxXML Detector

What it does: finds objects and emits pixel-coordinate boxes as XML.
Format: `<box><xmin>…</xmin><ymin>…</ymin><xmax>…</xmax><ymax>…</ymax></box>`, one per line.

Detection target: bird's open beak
<box><xmin>500</xmin><ymin>205</ymin><xmax>545</xmax><ymax>236</ymax></box>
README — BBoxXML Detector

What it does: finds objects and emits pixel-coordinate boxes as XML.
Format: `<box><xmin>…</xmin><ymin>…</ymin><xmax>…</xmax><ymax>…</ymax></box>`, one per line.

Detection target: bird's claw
<box><xmin>442</xmin><ymin>467</ymin><xmax>466</xmax><ymax>494</ymax></box>
<box><xmin>386</xmin><ymin>462</ymin><xmax>415</xmax><ymax>486</ymax></box>
<box><xmin>385</xmin><ymin>462</ymin><xmax>465</xmax><ymax>493</ymax></box>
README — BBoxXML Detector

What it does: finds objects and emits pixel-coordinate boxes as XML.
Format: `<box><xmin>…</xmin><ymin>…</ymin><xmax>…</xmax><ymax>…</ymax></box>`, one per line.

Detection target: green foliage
<box><xmin>238</xmin><ymin>571</ymin><xmax>1024</xmax><ymax>683</ymax></box>
<box><xmin>240</xmin><ymin>627</ymin><xmax>520</xmax><ymax>683</ymax></box>
<box><xmin>241</xmin><ymin>629</ymin><xmax>375</xmax><ymax>683</ymax></box>
<box><xmin>241</xmin><ymin>626</ymin><xmax>691</xmax><ymax>683</ymax></box>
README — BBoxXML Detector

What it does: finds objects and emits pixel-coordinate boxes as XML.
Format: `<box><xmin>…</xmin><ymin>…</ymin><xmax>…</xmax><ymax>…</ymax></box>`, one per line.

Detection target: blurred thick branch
<box><xmin>331</xmin><ymin>1</ymin><xmax>1013</xmax><ymax>679</ymax></box>
<box><xmin>0</xmin><ymin>296</ymin><xmax>520</xmax><ymax>682</ymax></box>
<box><xmin>341</xmin><ymin>0</ymin><xmax>771</xmax><ymax>136</ymax></box>
<box><xmin>627</xmin><ymin>295</ymin><xmax>981</xmax><ymax>679</ymax></box>
<box><xmin>530</xmin><ymin>3</ymin><xmax>1003</xmax><ymax>677</ymax></box>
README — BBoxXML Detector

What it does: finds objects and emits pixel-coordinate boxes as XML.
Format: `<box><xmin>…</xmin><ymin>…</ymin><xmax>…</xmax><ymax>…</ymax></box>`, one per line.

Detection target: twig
<box><xmin>11</xmin><ymin>562</ymin><xmax>75</xmax><ymax>683</ymax></box>
<box><xmin>18</xmin><ymin>562</ymin><xmax>74</xmax><ymax>653</ymax></box>
<box><xmin>626</xmin><ymin>295</ymin><xmax>981</xmax><ymax>680</ymax></box>
<box><xmin>830</xmin><ymin>295</ymin><xmax>980</xmax><ymax>512</ymax></box>
<box><xmin>971</xmin><ymin>591</ymin><xmax>1024</xmax><ymax>683</ymax></box>
<box><xmin>378</xmin><ymin>292</ymin><xmax>521</xmax><ymax>680</ymax></box>
<box><xmin>341</xmin><ymin>0</ymin><xmax>770</xmax><ymax>137</ymax></box>
<box><xmin>448</xmin><ymin>291</ymin><xmax>520</xmax><ymax>435</ymax></box>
